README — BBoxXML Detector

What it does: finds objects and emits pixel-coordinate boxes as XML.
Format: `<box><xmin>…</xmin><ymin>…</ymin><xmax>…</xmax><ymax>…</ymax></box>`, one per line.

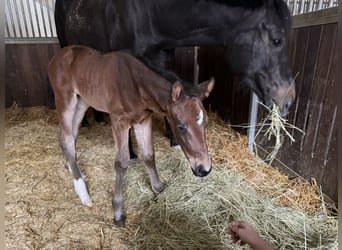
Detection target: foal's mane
<box><xmin>182</xmin><ymin>81</ymin><xmax>201</xmax><ymax>98</ymax></box>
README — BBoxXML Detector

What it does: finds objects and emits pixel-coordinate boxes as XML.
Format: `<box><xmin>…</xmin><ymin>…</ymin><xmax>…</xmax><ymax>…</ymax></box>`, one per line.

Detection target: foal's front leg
<box><xmin>110</xmin><ymin>123</ymin><xmax>131</xmax><ymax>227</ymax></box>
<box><xmin>134</xmin><ymin>117</ymin><xmax>164</xmax><ymax>193</ymax></box>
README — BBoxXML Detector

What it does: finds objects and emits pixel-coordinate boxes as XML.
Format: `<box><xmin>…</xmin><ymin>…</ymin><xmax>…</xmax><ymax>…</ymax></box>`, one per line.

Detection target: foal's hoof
<box><xmin>152</xmin><ymin>183</ymin><xmax>164</xmax><ymax>194</ymax></box>
<box><xmin>85</xmin><ymin>200</ymin><xmax>94</xmax><ymax>207</ymax></box>
<box><xmin>114</xmin><ymin>215</ymin><xmax>126</xmax><ymax>227</ymax></box>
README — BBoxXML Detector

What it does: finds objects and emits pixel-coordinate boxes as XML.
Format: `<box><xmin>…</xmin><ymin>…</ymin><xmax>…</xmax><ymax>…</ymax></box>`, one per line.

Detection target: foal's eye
<box><xmin>176</xmin><ymin>123</ymin><xmax>187</xmax><ymax>133</ymax></box>
<box><xmin>272</xmin><ymin>39</ymin><xmax>282</xmax><ymax>47</ymax></box>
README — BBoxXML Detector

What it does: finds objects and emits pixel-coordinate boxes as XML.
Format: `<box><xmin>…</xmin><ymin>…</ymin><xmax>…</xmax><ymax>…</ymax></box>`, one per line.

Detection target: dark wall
<box><xmin>256</xmin><ymin>22</ymin><xmax>338</xmax><ymax>202</ymax></box>
<box><xmin>197</xmin><ymin>46</ymin><xmax>250</xmax><ymax>133</ymax></box>
<box><xmin>5</xmin><ymin>43</ymin><xmax>60</xmax><ymax>108</ymax></box>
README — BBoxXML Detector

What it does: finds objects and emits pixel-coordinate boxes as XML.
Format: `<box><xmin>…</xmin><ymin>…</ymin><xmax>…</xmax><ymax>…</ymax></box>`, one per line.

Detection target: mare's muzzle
<box><xmin>254</xmin><ymin>73</ymin><xmax>296</xmax><ymax>117</ymax></box>
<box><xmin>270</xmin><ymin>83</ymin><xmax>296</xmax><ymax>117</ymax></box>
<box><xmin>192</xmin><ymin>164</ymin><xmax>212</xmax><ymax>177</ymax></box>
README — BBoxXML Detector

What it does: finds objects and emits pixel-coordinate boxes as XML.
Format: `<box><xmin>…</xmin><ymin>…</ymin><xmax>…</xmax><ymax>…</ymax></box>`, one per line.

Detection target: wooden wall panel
<box><xmin>255</xmin><ymin>22</ymin><xmax>338</xmax><ymax>202</ymax></box>
<box><xmin>5</xmin><ymin>43</ymin><xmax>60</xmax><ymax>108</ymax></box>
<box><xmin>170</xmin><ymin>47</ymin><xmax>195</xmax><ymax>83</ymax></box>
<box><xmin>197</xmin><ymin>46</ymin><xmax>250</xmax><ymax>132</ymax></box>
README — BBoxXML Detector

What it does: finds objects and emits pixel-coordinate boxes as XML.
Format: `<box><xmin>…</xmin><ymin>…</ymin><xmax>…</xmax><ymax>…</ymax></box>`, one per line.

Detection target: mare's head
<box><xmin>224</xmin><ymin>0</ymin><xmax>295</xmax><ymax>116</ymax></box>
<box><xmin>167</xmin><ymin>78</ymin><xmax>215</xmax><ymax>177</ymax></box>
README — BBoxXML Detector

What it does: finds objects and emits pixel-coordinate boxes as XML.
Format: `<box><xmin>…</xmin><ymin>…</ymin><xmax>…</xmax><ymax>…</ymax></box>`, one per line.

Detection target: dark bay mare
<box><xmin>48</xmin><ymin>45</ymin><xmax>214</xmax><ymax>226</ymax></box>
<box><xmin>54</xmin><ymin>0</ymin><xmax>295</xmax><ymax>155</ymax></box>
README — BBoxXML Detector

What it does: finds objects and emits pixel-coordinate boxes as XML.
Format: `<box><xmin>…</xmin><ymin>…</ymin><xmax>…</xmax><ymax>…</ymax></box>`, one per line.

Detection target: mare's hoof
<box><xmin>114</xmin><ymin>215</ymin><xmax>126</xmax><ymax>227</ymax></box>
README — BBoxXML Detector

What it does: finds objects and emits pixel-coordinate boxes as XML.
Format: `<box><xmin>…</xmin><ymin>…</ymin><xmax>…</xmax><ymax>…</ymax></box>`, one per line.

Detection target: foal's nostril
<box><xmin>193</xmin><ymin>165</ymin><xmax>211</xmax><ymax>177</ymax></box>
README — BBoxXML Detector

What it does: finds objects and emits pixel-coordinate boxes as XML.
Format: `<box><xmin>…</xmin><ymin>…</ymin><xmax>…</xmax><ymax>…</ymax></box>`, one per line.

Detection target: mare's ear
<box><xmin>171</xmin><ymin>81</ymin><xmax>183</xmax><ymax>102</ymax></box>
<box><xmin>197</xmin><ymin>77</ymin><xmax>215</xmax><ymax>100</ymax></box>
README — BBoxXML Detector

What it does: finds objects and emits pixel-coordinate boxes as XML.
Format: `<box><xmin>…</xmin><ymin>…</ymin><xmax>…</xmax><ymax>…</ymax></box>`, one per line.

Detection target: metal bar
<box><xmin>19</xmin><ymin>0</ymin><xmax>30</xmax><ymax>37</ymax></box>
<box><xmin>26</xmin><ymin>0</ymin><xmax>36</xmax><ymax>37</ymax></box>
<box><xmin>248</xmin><ymin>92</ymin><xmax>259</xmax><ymax>152</ymax></box>
<box><xmin>300</xmin><ymin>0</ymin><xmax>306</xmax><ymax>14</ymax></box>
<box><xmin>7</xmin><ymin>0</ymin><xmax>18</xmax><ymax>38</ymax></box>
<box><xmin>46</xmin><ymin>0</ymin><xmax>54</xmax><ymax>37</ymax></box>
<box><xmin>318</xmin><ymin>0</ymin><xmax>324</xmax><ymax>9</ymax></box>
<box><xmin>309</xmin><ymin>0</ymin><xmax>314</xmax><ymax>12</ymax></box>
<box><xmin>13</xmin><ymin>0</ymin><xmax>24</xmax><ymax>37</ymax></box>
<box><xmin>5</xmin><ymin>17</ymin><xmax>11</xmax><ymax>38</ymax></box>
<box><xmin>39</xmin><ymin>0</ymin><xmax>48</xmax><ymax>37</ymax></box>
<box><xmin>293</xmin><ymin>0</ymin><xmax>298</xmax><ymax>15</ymax></box>
<box><xmin>32</xmin><ymin>0</ymin><xmax>42</xmax><ymax>37</ymax></box>
<box><xmin>193</xmin><ymin>46</ymin><xmax>199</xmax><ymax>85</ymax></box>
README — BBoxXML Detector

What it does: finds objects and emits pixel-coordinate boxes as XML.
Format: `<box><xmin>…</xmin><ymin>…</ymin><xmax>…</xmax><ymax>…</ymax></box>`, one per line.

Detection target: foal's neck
<box><xmin>135</xmin><ymin>70</ymin><xmax>173</xmax><ymax>115</ymax></box>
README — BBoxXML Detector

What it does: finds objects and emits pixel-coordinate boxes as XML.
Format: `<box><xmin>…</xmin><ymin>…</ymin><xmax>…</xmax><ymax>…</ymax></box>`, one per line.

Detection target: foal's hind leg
<box><xmin>110</xmin><ymin>121</ymin><xmax>131</xmax><ymax>226</ymax></box>
<box><xmin>72</xmin><ymin>97</ymin><xmax>90</xmax><ymax>138</ymax></box>
<box><xmin>134</xmin><ymin>117</ymin><xmax>164</xmax><ymax>193</ymax></box>
<box><xmin>57</xmin><ymin>94</ymin><xmax>92</xmax><ymax>206</ymax></box>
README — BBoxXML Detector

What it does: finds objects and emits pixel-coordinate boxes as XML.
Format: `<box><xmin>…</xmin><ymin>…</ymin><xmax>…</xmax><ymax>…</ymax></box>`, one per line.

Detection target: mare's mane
<box><xmin>203</xmin><ymin>0</ymin><xmax>291</xmax><ymax>32</ymax></box>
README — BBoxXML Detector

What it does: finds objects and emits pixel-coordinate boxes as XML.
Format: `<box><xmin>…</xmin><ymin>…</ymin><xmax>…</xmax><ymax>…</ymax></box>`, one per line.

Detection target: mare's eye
<box><xmin>272</xmin><ymin>39</ymin><xmax>282</xmax><ymax>47</ymax></box>
<box><xmin>176</xmin><ymin>123</ymin><xmax>187</xmax><ymax>133</ymax></box>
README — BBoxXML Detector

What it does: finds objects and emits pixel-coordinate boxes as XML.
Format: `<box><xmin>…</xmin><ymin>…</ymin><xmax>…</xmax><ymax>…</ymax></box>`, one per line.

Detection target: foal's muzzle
<box><xmin>192</xmin><ymin>164</ymin><xmax>212</xmax><ymax>177</ymax></box>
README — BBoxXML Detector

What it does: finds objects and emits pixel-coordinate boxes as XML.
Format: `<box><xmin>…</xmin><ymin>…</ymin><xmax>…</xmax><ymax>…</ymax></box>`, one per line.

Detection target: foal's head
<box><xmin>167</xmin><ymin>78</ymin><xmax>215</xmax><ymax>177</ymax></box>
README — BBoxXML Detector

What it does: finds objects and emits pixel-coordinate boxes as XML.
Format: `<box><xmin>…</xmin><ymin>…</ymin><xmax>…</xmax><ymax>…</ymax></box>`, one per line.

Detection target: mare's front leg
<box><xmin>134</xmin><ymin>117</ymin><xmax>164</xmax><ymax>193</ymax></box>
<box><xmin>110</xmin><ymin>121</ymin><xmax>131</xmax><ymax>227</ymax></box>
<box><xmin>57</xmin><ymin>95</ymin><xmax>92</xmax><ymax>206</ymax></box>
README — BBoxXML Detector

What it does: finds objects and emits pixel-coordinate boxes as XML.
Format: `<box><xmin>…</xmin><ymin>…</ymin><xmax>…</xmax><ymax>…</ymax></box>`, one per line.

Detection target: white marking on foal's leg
<box><xmin>73</xmin><ymin>178</ymin><xmax>92</xmax><ymax>206</ymax></box>
<box><xmin>173</xmin><ymin>145</ymin><xmax>181</xmax><ymax>150</ymax></box>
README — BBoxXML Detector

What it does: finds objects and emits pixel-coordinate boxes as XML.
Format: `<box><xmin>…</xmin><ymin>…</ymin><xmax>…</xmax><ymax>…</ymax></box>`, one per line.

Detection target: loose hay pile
<box><xmin>5</xmin><ymin>105</ymin><xmax>337</xmax><ymax>249</ymax></box>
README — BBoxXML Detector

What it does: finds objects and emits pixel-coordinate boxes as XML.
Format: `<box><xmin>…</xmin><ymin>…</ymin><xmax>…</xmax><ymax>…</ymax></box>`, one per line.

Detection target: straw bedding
<box><xmin>5</xmin><ymin>105</ymin><xmax>337</xmax><ymax>249</ymax></box>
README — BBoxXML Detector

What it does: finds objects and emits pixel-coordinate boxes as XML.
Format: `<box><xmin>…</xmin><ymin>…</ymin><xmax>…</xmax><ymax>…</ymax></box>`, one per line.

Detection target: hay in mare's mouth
<box><xmin>5</xmin><ymin>105</ymin><xmax>337</xmax><ymax>249</ymax></box>
<box><xmin>253</xmin><ymin>102</ymin><xmax>304</xmax><ymax>164</ymax></box>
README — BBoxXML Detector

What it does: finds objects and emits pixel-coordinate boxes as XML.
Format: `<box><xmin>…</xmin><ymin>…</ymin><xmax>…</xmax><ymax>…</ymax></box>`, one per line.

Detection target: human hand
<box><xmin>227</xmin><ymin>221</ymin><xmax>275</xmax><ymax>250</ymax></box>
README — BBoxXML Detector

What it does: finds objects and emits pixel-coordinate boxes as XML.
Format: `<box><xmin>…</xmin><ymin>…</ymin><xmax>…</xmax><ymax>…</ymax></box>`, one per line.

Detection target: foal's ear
<box><xmin>197</xmin><ymin>77</ymin><xmax>215</xmax><ymax>100</ymax></box>
<box><xmin>171</xmin><ymin>81</ymin><xmax>183</xmax><ymax>102</ymax></box>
